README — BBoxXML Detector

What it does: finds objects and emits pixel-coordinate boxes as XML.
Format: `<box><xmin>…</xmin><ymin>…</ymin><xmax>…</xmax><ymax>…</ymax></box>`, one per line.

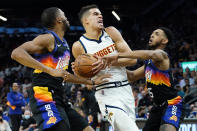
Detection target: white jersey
<box><xmin>79</xmin><ymin>30</ymin><xmax>133</xmax><ymax>103</ymax></box>
<box><xmin>80</xmin><ymin>31</ymin><xmax>127</xmax><ymax>81</ymax></box>
<box><xmin>79</xmin><ymin>30</ymin><xmax>138</xmax><ymax>131</ymax></box>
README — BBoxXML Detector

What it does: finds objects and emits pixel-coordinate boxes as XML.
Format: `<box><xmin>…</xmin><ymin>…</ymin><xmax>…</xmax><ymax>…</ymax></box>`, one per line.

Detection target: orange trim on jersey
<box><xmin>168</xmin><ymin>96</ymin><xmax>182</xmax><ymax>105</ymax></box>
<box><xmin>33</xmin><ymin>86</ymin><xmax>53</xmax><ymax>103</ymax></box>
<box><xmin>40</xmin><ymin>56</ymin><xmax>57</xmax><ymax>69</ymax></box>
<box><xmin>147</xmin><ymin>71</ymin><xmax>171</xmax><ymax>87</ymax></box>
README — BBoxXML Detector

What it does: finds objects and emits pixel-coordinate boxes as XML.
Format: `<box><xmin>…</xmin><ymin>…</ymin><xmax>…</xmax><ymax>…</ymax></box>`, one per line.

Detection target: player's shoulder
<box><xmin>72</xmin><ymin>41</ymin><xmax>84</xmax><ymax>52</ymax></box>
<box><xmin>155</xmin><ymin>49</ymin><xmax>168</xmax><ymax>57</ymax></box>
<box><xmin>104</xmin><ymin>26</ymin><xmax>123</xmax><ymax>42</ymax></box>
<box><xmin>72</xmin><ymin>40</ymin><xmax>86</xmax><ymax>58</ymax></box>
<box><xmin>105</xmin><ymin>26</ymin><xmax>119</xmax><ymax>33</ymax></box>
<box><xmin>153</xmin><ymin>49</ymin><xmax>169</xmax><ymax>61</ymax></box>
<box><xmin>104</xmin><ymin>26</ymin><xmax>121</xmax><ymax>36</ymax></box>
<box><xmin>72</xmin><ymin>41</ymin><xmax>81</xmax><ymax>48</ymax></box>
<box><xmin>33</xmin><ymin>33</ymin><xmax>54</xmax><ymax>46</ymax></box>
<box><xmin>35</xmin><ymin>33</ymin><xmax>54</xmax><ymax>42</ymax></box>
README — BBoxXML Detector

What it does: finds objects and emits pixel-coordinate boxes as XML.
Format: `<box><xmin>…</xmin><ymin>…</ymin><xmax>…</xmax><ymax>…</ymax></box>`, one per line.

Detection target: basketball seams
<box><xmin>74</xmin><ymin>53</ymin><xmax>97</xmax><ymax>78</ymax></box>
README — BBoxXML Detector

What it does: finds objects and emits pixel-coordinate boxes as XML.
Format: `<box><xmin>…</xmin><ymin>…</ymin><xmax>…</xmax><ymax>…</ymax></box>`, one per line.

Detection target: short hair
<box><xmin>41</xmin><ymin>7</ymin><xmax>60</xmax><ymax>29</ymax></box>
<box><xmin>78</xmin><ymin>4</ymin><xmax>98</xmax><ymax>23</ymax></box>
<box><xmin>158</xmin><ymin>27</ymin><xmax>174</xmax><ymax>45</ymax></box>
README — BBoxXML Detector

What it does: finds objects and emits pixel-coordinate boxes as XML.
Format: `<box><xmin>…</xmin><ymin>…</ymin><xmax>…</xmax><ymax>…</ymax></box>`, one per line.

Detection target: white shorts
<box><xmin>104</xmin><ymin>106</ymin><xmax>139</xmax><ymax>131</ymax></box>
<box><xmin>95</xmin><ymin>85</ymin><xmax>139</xmax><ymax>131</ymax></box>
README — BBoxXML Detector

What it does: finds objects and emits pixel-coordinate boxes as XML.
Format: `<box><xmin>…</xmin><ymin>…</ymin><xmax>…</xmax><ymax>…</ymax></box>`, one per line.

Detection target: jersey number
<box><xmin>147</xmin><ymin>88</ymin><xmax>154</xmax><ymax>98</ymax></box>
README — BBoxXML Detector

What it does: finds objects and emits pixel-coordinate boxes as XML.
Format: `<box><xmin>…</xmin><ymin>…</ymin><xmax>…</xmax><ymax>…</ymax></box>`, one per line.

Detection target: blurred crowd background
<box><xmin>0</xmin><ymin>0</ymin><xmax>197</xmax><ymax>130</ymax></box>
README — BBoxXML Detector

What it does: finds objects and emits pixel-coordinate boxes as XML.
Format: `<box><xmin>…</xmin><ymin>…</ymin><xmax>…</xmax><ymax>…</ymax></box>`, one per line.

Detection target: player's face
<box><xmin>148</xmin><ymin>29</ymin><xmax>165</xmax><ymax>49</ymax></box>
<box><xmin>12</xmin><ymin>83</ymin><xmax>19</xmax><ymax>92</ymax></box>
<box><xmin>58</xmin><ymin>9</ymin><xmax>70</xmax><ymax>31</ymax></box>
<box><xmin>87</xmin><ymin>8</ymin><xmax>104</xmax><ymax>30</ymax></box>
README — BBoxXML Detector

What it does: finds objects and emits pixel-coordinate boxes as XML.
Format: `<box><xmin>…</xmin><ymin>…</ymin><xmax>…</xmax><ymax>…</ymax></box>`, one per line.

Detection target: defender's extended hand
<box><xmin>48</xmin><ymin>68</ymin><xmax>66</xmax><ymax>78</ymax></box>
<box><xmin>92</xmin><ymin>55</ymin><xmax>105</xmax><ymax>74</ymax></box>
<box><xmin>102</xmin><ymin>54</ymin><xmax>119</xmax><ymax>67</ymax></box>
<box><xmin>93</xmin><ymin>74</ymin><xmax>112</xmax><ymax>85</ymax></box>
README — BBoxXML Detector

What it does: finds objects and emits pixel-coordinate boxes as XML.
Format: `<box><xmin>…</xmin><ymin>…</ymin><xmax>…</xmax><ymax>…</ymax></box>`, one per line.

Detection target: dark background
<box><xmin>0</xmin><ymin>0</ymin><xmax>197</xmax><ymax>68</ymax></box>
<box><xmin>0</xmin><ymin>1</ymin><xmax>197</xmax><ymax>127</ymax></box>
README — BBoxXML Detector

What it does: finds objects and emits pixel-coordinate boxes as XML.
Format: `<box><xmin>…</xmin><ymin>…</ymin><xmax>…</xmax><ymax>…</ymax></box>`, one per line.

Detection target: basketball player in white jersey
<box><xmin>72</xmin><ymin>4</ymin><xmax>139</xmax><ymax>131</ymax></box>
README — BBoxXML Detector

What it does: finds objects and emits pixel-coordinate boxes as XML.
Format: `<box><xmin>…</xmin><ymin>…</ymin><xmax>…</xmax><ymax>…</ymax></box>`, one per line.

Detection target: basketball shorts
<box><xmin>96</xmin><ymin>86</ymin><xmax>139</xmax><ymax>131</ymax></box>
<box><xmin>104</xmin><ymin>104</ymin><xmax>139</xmax><ymax>131</ymax></box>
<box><xmin>143</xmin><ymin>96</ymin><xmax>185</xmax><ymax>131</ymax></box>
<box><xmin>28</xmin><ymin>86</ymin><xmax>88</xmax><ymax>131</ymax></box>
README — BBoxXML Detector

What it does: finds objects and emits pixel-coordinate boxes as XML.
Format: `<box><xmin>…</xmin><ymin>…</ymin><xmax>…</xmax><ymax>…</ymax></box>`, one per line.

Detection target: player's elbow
<box><xmin>127</xmin><ymin>70</ymin><xmax>135</xmax><ymax>83</ymax></box>
<box><xmin>11</xmin><ymin>49</ymin><xmax>17</xmax><ymax>60</ymax></box>
<box><xmin>11</xmin><ymin>48</ymin><xmax>22</xmax><ymax>60</ymax></box>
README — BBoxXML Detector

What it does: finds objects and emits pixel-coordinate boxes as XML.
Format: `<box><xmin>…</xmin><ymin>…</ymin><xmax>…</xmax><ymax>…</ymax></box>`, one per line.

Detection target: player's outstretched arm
<box><xmin>102</xmin><ymin>49</ymin><xmax>167</xmax><ymax>67</ymax></box>
<box><xmin>117</xmin><ymin>49</ymin><xmax>166</xmax><ymax>62</ymax></box>
<box><xmin>63</xmin><ymin>71</ymin><xmax>111</xmax><ymax>85</ymax></box>
<box><xmin>126</xmin><ymin>65</ymin><xmax>145</xmax><ymax>83</ymax></box>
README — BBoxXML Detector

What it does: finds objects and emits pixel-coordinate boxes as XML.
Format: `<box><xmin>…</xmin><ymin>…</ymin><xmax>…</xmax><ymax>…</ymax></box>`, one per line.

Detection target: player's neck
<box><xmin>52</xmin><ymin>28</ymin><xmax>65</xmax><ymax>41</ymax></box>
<box><xmin>85</xmin><ymin>28</ymin><xmax>102</xmax><ymax>40</ymax></box>
<box><xmin>156</xmin><ymin>45</ymin><xmax>165</xmax><ymax>50</ymax></box>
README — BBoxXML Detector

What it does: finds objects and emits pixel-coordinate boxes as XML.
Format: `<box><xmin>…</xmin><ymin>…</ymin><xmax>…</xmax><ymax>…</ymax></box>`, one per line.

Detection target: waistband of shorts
<box><xmin>95</xmin><ymin>80</ymin><xmax>129</xmax><ymax>91</ymax></box>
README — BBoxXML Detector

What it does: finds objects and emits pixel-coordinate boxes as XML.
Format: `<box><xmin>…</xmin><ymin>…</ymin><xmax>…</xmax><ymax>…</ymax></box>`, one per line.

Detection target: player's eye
<box><xmin>93</xmin><ymin>12</ymin><xmax>99</xmax><ymax>15</ymax></box>
<box><xmin>155</xmin><ymin>32</ymin><xmax>159</xmax><ymax>36</ymax></box>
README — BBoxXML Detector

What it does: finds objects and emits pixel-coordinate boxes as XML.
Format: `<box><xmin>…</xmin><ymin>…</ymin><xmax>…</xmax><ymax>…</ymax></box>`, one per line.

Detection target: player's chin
<box><xmin>148</xmin><ymin>43</ymin><xmax>154</xmax><ymax>47</ymax></box>
<box><xmin>98</xmin><ymin>25</ymin><xmax>104</xmax><ymax>29</ymax></box>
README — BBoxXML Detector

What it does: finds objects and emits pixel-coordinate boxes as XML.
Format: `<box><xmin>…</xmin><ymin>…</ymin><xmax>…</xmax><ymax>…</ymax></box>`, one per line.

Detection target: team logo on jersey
<box><xmin>169</xmin><ymin>115</ymin><xmax>177</xmax><ymax>121</ymax></box>
<box><xmin>56</xmin><ymin>56</ymin><xmax>70</xmax><ymax>69</ymax></box>
<box><xmin>47</xmin><ymin>116</ymin><xmax>57</xmax><ymax>124</ymax></box>
<box><xmin>145</xmin><ymin>70</ymin><xmax>152</xmax><ymax>81</ymax></box>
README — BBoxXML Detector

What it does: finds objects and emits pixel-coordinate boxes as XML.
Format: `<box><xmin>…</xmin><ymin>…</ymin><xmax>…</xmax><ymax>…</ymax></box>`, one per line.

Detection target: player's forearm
<box><xmin>118</xmin><ymin>50</ymin><xmax>153</xmax><ymax>60</ymax></box>
<box><xmin>112</xmin><ymin>58</ymin><xmax>137</xmax><ymax>66</ymax></box>
<box><xmin>11</xmin><ymin>47</ymin><xmax>51</xmax><ymax>74</ymax></box>
<box><xmin>127</xmin><ymin>67</ymin><xmax>145</xmax><ymax>82</ymax></box>
<box><xmin>65</xmin><ymin>72</ymin><xmax>93</xmax><ymax>85</ymax></box>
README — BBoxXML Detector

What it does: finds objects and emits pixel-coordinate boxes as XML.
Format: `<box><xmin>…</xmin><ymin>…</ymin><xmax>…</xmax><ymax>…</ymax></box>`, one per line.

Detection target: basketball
<box><xmin>74</xmin><ymin>53</ymin><xmax>98</xmax><ymax>78</ymax></box>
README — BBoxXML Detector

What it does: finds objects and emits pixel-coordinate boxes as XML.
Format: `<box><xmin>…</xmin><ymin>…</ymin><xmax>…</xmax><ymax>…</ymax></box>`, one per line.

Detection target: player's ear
<box><xmin>83</xmin><ymin>17</ymin><xmax>89</xmax><ymax>24</ymax></box>
<box><xmin>162</xmin><ymin>38</ymin><xmax>168</xmax><ymax>45</ymax></box>
<box><xmin>56</xmin><ymin>17</ymin><xmax>62</xmax><ymax>23</ymax></box>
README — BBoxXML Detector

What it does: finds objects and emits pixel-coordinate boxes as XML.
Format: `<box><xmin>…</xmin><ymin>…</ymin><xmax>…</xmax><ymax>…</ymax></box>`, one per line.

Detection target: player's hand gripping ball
<box><xmin>74</xmin><ymin>53</ymin><xmax>98</xmax><ymax>78</ymax></box>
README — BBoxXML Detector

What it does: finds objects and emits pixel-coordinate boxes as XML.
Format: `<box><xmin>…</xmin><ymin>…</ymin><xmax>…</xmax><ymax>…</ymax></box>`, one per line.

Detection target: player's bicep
<box><xmin>19</xmin><ymin>41</ymin><xmax>43</xmax><ymax>54</ymax></box>
<box><xmin>72</xmin><ymin>41</ymin><xmax>85</xmax><ymax>58</ymax></box>
<box><xmin>17</xmin><ymin>34</ymin><xmax>53</xmax><ymax>54</ymax></box>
